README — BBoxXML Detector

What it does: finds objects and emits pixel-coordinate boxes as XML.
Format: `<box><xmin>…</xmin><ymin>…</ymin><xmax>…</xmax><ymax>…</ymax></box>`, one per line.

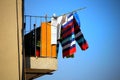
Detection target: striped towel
<box><xmin>57</xmin><ymin>12</ymin><xmax>89</xmax><ymax>58</ymax></box>
<box><xmin>61</xmin><ymin>13</ymin><xmax>76</xmax><ymax>58</ymax></box>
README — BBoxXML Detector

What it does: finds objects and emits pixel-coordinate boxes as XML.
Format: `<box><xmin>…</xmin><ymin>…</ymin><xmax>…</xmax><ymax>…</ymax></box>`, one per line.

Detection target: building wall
<box><xmin>0</xmin><ymin>0</ymin><xmax>23</xmax><ymax>80</ymax></box>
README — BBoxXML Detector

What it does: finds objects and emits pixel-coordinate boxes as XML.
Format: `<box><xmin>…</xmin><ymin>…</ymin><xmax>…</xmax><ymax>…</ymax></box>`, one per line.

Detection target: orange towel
<box><xmin>41</xmin><ymin>22</ymin><xmax>57</xmax><ymax>58</ymax></box>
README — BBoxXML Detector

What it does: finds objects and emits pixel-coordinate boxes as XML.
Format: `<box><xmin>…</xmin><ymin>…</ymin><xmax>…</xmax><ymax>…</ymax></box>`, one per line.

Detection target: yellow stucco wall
<box><xmin>0</xmin><ymin>0</ymin><xmax>23</xmax><ymax>80</ymax></box>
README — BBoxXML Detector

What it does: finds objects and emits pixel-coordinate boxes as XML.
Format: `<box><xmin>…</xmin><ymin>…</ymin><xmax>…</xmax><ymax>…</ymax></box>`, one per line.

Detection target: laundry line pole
<box><xmin>24</xmin><ymin>7</ymin><xmax>87</xmax><ymax>18</ymax></box>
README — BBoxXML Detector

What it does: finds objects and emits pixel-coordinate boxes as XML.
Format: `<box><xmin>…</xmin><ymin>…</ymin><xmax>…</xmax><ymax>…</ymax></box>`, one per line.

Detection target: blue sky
<box><xmin>25</xmin><ymin>0</ymin><xmax>120</xmax><ymax>80</ymax></box>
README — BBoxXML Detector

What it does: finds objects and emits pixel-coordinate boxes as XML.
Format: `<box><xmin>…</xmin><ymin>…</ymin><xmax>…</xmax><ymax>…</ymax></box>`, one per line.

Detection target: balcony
<box><xmin>24</xmin><ymin>16</ymin><xmax>57</xmax><ymax>80</ymax></box>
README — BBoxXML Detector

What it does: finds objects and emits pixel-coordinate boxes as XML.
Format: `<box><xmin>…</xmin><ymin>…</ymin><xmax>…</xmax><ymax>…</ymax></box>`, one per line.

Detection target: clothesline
<box><xmin>58</xmin><ymin>7</ymin><xmax>86</xmax><ymax>17</ymax></box>
<box><xmin>24</xmin><ymin>7</ymin><xmax>87</xmax><ymax>18</ymax></box>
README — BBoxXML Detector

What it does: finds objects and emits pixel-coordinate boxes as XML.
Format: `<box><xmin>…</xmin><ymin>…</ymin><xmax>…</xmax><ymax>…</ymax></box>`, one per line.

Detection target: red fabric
<box><xmin>62</xmin><ymin>27</ymin><xmax>74</xmax><ymax>38</ymax></box>
<box><xmin>36</xmin><ymin>50</ymin><xmax>40</xmax><ymax>57</ymax></box>
<box><xmin>74</xmin><ymin>25</ymin><xmax>80</xmax><ymax>31</ymax></box>
<box><xmin>81</xmin><ymin>42</ymin><xmax>88</xmax><ymax>50</ymax></box>
<box><xmin>63</xmin><ymin>47</ymin><xmax>76</xmax><ymax>58</ymax></box>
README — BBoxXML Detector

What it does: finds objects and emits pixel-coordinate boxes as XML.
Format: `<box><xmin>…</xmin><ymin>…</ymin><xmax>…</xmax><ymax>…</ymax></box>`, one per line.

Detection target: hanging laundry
<box><xmin>57</xmin><ymin>12</ymin><xmax>88</xmax><ymax>58</ymax></box>
<box><xmin>24</xmin><ymin>7</ymin><xmax>88</xmax><ymax>59</ymax></box>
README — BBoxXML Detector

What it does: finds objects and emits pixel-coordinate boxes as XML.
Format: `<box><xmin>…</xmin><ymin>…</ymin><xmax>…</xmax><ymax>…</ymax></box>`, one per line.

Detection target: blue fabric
<box><xmin>73</xmin><ymin>12</ymin><xmax>81</xmax><ymax>26</ymax></box>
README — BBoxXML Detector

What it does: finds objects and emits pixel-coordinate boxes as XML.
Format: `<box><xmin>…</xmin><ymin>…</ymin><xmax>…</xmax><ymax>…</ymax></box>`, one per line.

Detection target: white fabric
<box><xmin>57</xmin><ymin>16</ymin><xmax>63</xmax><ymax>39</ymax></box>
<box><xmin>51</xmin><ymin>14</ymin><xmax>68</xmax><ymax>44</ymax></box>
<box><xmin>51</xmin><ymin>17</ymin><xmax>57</xmax><ymax>44</ymax></box>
